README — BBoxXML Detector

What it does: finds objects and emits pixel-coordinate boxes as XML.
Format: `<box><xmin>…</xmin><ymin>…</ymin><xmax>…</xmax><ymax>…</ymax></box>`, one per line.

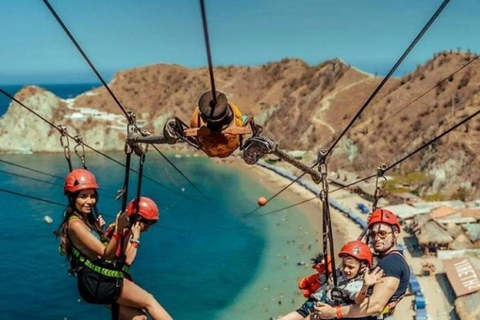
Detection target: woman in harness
<box><xmin>104</xmin><ymin>196</ymin><xmax>160</xmax><ymax>281</ymax></box>
<box><xmin>57</xmin><ymin>169</ymin><xmax>172</xmax><ymax>320</ymax></box>
<box><xmin>279</xmin><ymin>240</ymin><xmax>383</xmax><ymax>320</ymax></box>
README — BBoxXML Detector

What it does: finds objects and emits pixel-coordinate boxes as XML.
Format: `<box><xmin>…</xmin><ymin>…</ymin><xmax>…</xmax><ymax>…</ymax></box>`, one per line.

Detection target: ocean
<box><xmin>0</xmin><ymin>83</ymin><xmax>324</xmax><ymax>319</ymax></box>
<box><xmin>0</xmin><ymin>152</ymin><xmax>319</xmax><ymax>320</ymax></box>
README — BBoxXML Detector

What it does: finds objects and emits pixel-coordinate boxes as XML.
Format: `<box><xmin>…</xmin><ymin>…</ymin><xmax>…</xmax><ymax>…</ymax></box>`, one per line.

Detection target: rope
<box><xmin>352</xmin><ymin>55</ymin><xmax>479</xmax><ymax>147</ymax></box>
<box><xmin>247</xmin><ymin>0</ymin><xmax>451</xmax><ymax>211</ymax></box>
<box><xmin>0</xmin><ymin>88</ymin><xmax>202</xmax><ymax>202</ymax></box>
<box><xmin>0</xmin><ymin>169</ymin><xmax>64</xmax><ymax>188</ymax></box>
<box><xmin>43</xmin><ymin>0</ymin><xmax>206</xmax><ymax>200</ymax></box>
<box><xmin>0</xmin><ymin>187</ymin><xmax>65</xmax><ymax>207</ymax></box>
<box><xmin>199</xmin><ymin>0</ymin><xmax>218</xmax><ymax>110</ymax></box>
<box><xmin>325</xmin><ymin>0</ymin><xmax>451</xmax><ymax>157</ymax></box>
<box><xmin>255</xmin><ymin>102</ymin><xmax>480</xmax><ymax>217</ymax></box>
<box><xmin>0</xmin><ymin>158</ymin><xmax>63</xmax><ymax>179</ymax></box>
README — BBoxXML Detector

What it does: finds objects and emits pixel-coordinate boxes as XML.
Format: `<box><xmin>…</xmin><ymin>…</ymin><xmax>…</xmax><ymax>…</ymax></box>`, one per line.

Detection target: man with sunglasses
<box><xmin>314</xmin><ymin>209</ymin><xmax>410</xmax><ymax>319</ymax></box>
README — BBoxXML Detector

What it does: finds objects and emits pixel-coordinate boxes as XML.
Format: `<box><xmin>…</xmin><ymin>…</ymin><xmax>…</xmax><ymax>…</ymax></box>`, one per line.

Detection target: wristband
<box><xmin>130</xmin><ymin>238</ymin><xmax>140</xmax><ymax>246</ymax></box>
<box><xmin>112</xmin><ymin>233</ymin><xmax>120</xmax><ymax>240</ymax></box>
<box><xmin>131</xmin><ymin>242</ymin><xmax>139</xmax><ymax>249</ymax></box>
<box><xmin>335</xmin><ymin>306</ymin><xmax>343</xmax><ymax>319</ymax></box>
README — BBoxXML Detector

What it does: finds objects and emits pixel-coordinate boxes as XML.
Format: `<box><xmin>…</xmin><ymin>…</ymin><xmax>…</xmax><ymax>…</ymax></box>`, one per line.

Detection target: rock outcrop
<box><xmin>1</xmin><ymin>51</ymin><xmax>480</xmax><ymax>198</ymax></box>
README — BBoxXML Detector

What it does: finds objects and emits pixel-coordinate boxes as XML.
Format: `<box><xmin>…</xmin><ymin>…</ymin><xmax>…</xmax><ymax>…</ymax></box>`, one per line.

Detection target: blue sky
<box><xmin>1</xmin><ymin>0</ymin><xmax>479</xmax><ymax>85</ymax></box>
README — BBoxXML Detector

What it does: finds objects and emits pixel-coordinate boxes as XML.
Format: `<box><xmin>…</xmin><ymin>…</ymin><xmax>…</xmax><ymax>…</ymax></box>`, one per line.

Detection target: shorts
<box><xmin>296</xmin><ymin>298</ymin><xmax>316</xmax><ymax>317</ymax></box>
<box><xmin>77</xmin><ymin>267</ymin><xmax>123</xmax><ymax>305</ymax></box>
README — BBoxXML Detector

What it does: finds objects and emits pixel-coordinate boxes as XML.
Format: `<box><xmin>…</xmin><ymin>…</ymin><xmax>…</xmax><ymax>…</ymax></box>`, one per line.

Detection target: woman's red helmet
<box><xmin>368</xmin><ymin>209</ymin><xmax>400</xmax><ymax>233</ymax></box>
<box><xmin>338</xmin><ymin>240</ymin><xmax>373</xmax><ymax>267</ymax></box>
<box><xmin>126</xmin><ymin>197</ymin><xmax>159</xmax><ymax>221</ymax></box>
<box><xmin>64</xmin><ymin>169</ymin><xmax>99</xmax><ymax>194</ymax></box>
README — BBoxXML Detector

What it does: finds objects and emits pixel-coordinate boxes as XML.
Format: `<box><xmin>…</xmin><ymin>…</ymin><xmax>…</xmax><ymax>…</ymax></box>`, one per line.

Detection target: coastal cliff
<box><xmin>1</xmin><ymin>51</ymin><xmax>480</xmax><ymax>198</ymax></box>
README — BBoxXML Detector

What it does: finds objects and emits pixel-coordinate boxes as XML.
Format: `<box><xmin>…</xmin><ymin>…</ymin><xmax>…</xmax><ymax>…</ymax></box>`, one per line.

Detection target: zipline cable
<box><xmin>0</xmin><ymin>187</ymin><xmax>65</xmax><ymax>207</ymax></box>
<box><xmin>0</xmin><ymin>186</ymin><xmax>184</xmax><ymax>232</ymax></box>
<box><xmin>0</xmin><ymin>168</ymin><xmax>118</xmax><ymax>198</ymax></box>
<box><xmin>248</xmin><ymin>0</ymin><xmax>451</xmax><ymax>211</ymax></box>
<box><xmin>352</xmin><ymin>54</ymin><xmax>479</xmax><ymax>147</ymax></box>
<box><xmin>0</xmin><ymin>88</ymin><xmax>204</xmax><ymax>203</ymax></box>
<box><xmin>0</xmin><ymin>168</ymin><xmax>64</xmax><ymax>188</ymax></box>
<box><xmin>325</xmin><ymin>0</ymin><xmax>451</xmax><ymax>158</ymax></box>
<box><xmin>0</xmin><ymin>158</ymin><xmax>63</xmax><ymax>180</ymax></box>
<box><xmin>42</xmin><ymin>0</ymin><xmax>208</xmax><ymax>200</ymax></box>
<box><xmin>255</xmin><ymin>102</ymin><xmax>480</xmax><ymax>217</ymax></box>
<box><xmin>199</xmin><ymin>0</ymin><xmax>218</xmax><ymax>110</ymax></box>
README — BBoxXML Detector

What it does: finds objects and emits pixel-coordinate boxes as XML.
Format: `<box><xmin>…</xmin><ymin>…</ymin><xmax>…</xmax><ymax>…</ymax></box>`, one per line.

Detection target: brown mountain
<box><xmin>1</xmin><ymin>51</ymin><xmax>479</xmax><ymax>199</ymax></box>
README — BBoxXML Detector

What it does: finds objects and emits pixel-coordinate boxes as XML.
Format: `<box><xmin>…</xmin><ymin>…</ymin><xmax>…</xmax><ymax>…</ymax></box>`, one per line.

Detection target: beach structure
<box><xmin>352</xmin><ymin>182</ymin><xmax>377</xmax><ymax>202</ymax></box>
<box><xmin>383</xmin><ymin>204</ymin><xmax>430</xmax><ymax>230</ymax></box>
<box><xmin>412</xmin><ymin>200</ymin><xmax>466</xmax><ymax>211</ymax></box>
<box><xmin>389</xmin><ymin>192</ymin><xmax>423</xmax><ymax>204</ymax></box>
<box><xmin>442</xmin><ymin>257</ymin><xmax>480</xmax><ymax>320</ymax></box>
<box><xmin>329</xmin><ymin>170</ymin><xmax>360</xmax><ymax>188</ymax></box>
<box><xmin>462</xmin><ymin>223</ymin><xmax>480</xmax><ymax>247</ymax></box>
<box><xmin>412</xmin><ymin>215</ymin><xmax>453</xmax><ymax>255</ymax></box>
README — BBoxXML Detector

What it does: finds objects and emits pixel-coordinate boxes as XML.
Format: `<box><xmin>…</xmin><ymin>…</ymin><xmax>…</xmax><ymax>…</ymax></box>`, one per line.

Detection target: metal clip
<box><xmin>59</xmin><ymin>125</ymin><xmax>73</xmax><ymax>171</ymax></box>
<box><xmin>372</xmin><ymin>164</ymin><xmax>388</xmax><ymax>211</ymax></box>
<box><xmin>73</xmin><ymin>135</ymin><xmax>87</xmax><ymax>168</ymax></box>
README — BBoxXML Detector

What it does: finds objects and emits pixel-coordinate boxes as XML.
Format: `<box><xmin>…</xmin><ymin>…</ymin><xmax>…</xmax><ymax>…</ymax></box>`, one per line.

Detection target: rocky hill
<box><xmin>1</xmin><ymin>51</ymin><xmax>480</xmax><ymax>199</ymax></box>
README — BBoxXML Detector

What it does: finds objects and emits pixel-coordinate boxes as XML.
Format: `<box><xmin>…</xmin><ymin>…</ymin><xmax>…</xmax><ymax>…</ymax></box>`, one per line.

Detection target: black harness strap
<box><xmin>358</xmin><ymin>164</ymin><xmax>387</xmax><ymax>242</ymax></box>
<box><xmin>318</xmin><ymin>149</ymin><xmax>338</xmax><ymax>288</ymax></box>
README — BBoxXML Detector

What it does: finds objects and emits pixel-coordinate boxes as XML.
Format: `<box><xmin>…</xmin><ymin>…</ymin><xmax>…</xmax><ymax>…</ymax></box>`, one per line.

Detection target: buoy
<box><xmin>257</xmin><ymin>197</ymin><xmax>267</xmax><ymax>206</ymax></box>
<box><xmin>181</xmin><ymin>187</ymin><xmax>185</xmax><ymax>192</ymax></box>
<box><xmin>44</xmin><ymin>215</ymin><xmax>53</xmax><ymax>224</ymax></box>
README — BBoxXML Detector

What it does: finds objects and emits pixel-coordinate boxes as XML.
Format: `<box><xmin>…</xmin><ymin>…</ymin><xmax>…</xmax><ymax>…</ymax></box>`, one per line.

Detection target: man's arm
<box><xmin>314</xmin><ymin>276</ymin><xmax>399</xmax><ymax>318</ymax></box>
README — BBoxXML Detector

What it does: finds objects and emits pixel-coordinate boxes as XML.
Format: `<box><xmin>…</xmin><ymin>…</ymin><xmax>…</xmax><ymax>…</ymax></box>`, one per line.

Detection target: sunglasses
<box><xmin>369</xmin><ymin>230</ymin><xmax>393</xmax><ymax>240</ymax></box>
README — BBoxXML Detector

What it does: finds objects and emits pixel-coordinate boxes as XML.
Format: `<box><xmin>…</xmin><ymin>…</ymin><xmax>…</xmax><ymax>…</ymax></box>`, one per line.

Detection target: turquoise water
<box><xmin>0</xmin><ymin>152</ymin><xmax>317</xmax><ymax>319</ymax></box>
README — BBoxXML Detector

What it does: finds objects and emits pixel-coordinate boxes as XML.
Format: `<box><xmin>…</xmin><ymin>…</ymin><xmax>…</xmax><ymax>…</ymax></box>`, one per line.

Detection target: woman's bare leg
<box><xmin>277</xmin><ymin>311</ymin><xmax>306</xmax><ymax>320</ymax></box>
<box><xmin>119</xmin><ymin>305</ymin><xmax>147</xmax><ymax>320</ymax></box>
<box><xmin>117</xmin><ymin>278</ymin><xmax>172</xmax><ymax>320</ymax></box>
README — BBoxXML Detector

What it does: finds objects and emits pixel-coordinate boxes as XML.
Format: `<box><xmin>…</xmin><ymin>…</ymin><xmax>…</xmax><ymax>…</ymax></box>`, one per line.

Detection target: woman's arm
<box><xmin>69</xmin><ymin>212</ymin><xmax>128</xmax><ymax>260</ymax></box>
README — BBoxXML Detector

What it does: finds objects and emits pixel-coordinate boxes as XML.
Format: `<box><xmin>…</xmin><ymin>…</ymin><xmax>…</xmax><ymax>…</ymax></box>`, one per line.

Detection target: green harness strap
<box><xmin>71</xmin><ymin>247</ymin><xmax>130</xmax><ymax>278</ymax></box>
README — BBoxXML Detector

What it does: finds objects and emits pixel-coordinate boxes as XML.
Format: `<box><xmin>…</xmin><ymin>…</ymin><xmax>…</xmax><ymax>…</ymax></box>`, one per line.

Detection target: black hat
<box><xmin>198</xmin><ymin>91</ymin><xmax>232</xmax><ymax>129</ymax></box>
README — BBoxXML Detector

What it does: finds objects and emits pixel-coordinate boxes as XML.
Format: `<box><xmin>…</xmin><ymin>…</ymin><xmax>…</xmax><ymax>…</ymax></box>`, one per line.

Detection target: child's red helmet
<box><xmin>126</xmin><ymin>197</ymin><xmax>159</xmax><ymax>221</ymax></box>
<box><xmin>368</xmin><ymin>209</ymin><xmax>400</xmax><ymax>232</ymax></box>
<box><xmin>64</xmin><ymin>169</ymin><xmax>99</xmax><ymax>194</ymax></box>
<box><xmin>338</xmin><ymin>240</ymin><xmax>373</xmax><ymax>267</ymax></box>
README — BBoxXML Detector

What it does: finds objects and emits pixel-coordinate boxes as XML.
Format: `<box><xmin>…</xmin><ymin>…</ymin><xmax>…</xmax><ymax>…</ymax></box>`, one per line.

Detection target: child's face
<box><xmin>341</xmin><ymin>256</ymin><xmax>361</xmax><ymax>280</ymax></box>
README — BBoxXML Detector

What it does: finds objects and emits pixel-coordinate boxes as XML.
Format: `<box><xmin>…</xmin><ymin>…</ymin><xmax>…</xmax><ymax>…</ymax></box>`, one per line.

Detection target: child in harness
<box><xmin>279</xmin><ymin>240</ymin><xmax>383</xmax><ymax>320</ymax></box>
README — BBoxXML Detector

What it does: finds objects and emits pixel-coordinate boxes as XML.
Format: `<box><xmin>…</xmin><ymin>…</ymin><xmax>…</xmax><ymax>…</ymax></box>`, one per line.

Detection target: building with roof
<box><xmin>462</xmin><ymin>223</ymin><xmax>480</xmax><ymax>246</ymax></box>
<box><xmin>412</xmin><ymin>215</ymin><xmax>453</xmax><ymax>255</ymax></box>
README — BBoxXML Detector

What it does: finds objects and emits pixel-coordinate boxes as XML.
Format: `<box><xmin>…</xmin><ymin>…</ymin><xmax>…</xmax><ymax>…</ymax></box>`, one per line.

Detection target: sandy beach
<box><xmin>217</xmin><ymin>157</ymin><xmax>415</xmax><ymax>320</ymax></box>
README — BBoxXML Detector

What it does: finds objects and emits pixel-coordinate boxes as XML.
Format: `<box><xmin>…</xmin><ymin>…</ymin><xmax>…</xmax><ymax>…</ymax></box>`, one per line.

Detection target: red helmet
<box><xmin>338</xmin><ymin>240</ymin><xmax>373</xmax><ymax>267</ymax></box>
<box><xmin>126</xmin><ymin>197</ymin><xmax>159</xmax><ymax>221</ymax></box>
<box><xmin>64</xmin><ymin>169</ymin><xmax>99</xmax><ymax>194</ymax></box>
<box><xmin>368</xmin><ymin>209</ymin><xmax>401</xmax><ymax>233</ymax></box>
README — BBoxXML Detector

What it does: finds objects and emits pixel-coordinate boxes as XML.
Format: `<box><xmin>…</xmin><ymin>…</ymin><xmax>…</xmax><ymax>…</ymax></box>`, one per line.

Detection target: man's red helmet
<box><xmin>338</xmin><ymin>240</ymin><xmax>373</xmax><ymax>267</ymax></box>
<box><xmin>368</xmin><ymin>208</ymin><xmax>401</xmax><ymax>232</ymax></box>
<box><xmin>64</xmin><ymin>169</ymin><xmax>99</xmax><ymax>194</ymax></box>
<box><xmin>126</xmin><ymin>197</ymin><xmax>159</xmax><ymax>221</ymax></box>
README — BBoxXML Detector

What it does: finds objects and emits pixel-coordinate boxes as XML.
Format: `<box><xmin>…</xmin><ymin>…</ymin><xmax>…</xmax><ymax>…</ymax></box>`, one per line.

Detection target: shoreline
<box><xmin>215</xmin><ymin>157</ymin><xmax>360</xmax><ymax>319</ymax></box>
<box><xmin>223</xmin><ymin>157</ymin><xmax>416</xmax><ymax>320</ymax></box>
